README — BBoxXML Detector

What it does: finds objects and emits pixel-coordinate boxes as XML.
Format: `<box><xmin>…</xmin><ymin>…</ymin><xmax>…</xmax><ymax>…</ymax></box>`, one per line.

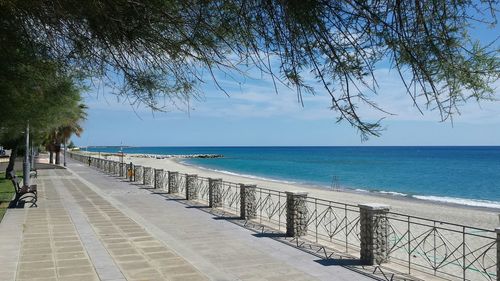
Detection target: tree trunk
<box><xmin>54</xmin><ymin>143</ymin><xmax>61</xmax><ymax>165</ymax></box>
<box><xmin>49</xmin><ymin>151</ymin><xmax>54</xmax><ymax>164</ymax></box>
<box><xmin>5</xmin><ymin>146</ymin><xmax>17</xmax><ymax>179</ymax></box>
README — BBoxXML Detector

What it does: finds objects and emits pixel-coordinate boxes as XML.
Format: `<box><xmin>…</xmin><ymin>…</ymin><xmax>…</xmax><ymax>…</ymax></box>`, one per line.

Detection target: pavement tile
<box><xmin>17</xmin><ymin>268</ymin><xmax>56</xmax><ymax>279</ymax></box>
<box><xmin>57</xmin><ymin>265</ymin><xmax>95</xmax><ymax>277</ymax></box>
<box><xmin>55</xmin><ymin>251</ymin><xmax>87</xmax><ymax>260</ymax></box>
<box><xmin>56</xmin><ymin>258</ymin><xmax>92</xmax><ymax>268</ymax></box>
<box><xmin>19</xmin><ymin>260</ymin><xmax>55</xmax><ymax>271</ymax></box>
<box><xmin>55</xmin><ymin>246</ymin><xmax>84</xmax><ymax>253</ymax></box>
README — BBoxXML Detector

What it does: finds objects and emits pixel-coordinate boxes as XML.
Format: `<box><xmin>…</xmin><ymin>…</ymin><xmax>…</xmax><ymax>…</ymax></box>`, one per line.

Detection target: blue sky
<box><xmin>75</xmin><ymin>64</ymin><xmax>500</xmax><ymax>147</ymax></box>
<box><xmin>75</xmin><ymin>17</ymin><xmax>500</xmax><ymax>147</ymax></box>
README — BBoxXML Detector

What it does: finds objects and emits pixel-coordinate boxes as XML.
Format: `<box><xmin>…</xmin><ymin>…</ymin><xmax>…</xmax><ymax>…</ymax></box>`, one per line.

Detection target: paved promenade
<box><xmin>0</xmin><ymin>160</ymin><xmax>375</xmax><ymax>281</ymax></box>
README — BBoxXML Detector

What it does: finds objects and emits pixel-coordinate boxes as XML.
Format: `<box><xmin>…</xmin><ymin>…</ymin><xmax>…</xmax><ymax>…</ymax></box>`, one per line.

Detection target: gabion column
<box><xmin>154</xmin><ymin>169</ymin><xmax>163</xmax><ymax>189</ymax></box>
<box><xmin>186</xmin><ymin>174</ymin><xmax>198</xmax><ymax>200</ymax></box>
<box><xmin>496</xmin><ymin>227</ymin><xmax>500</xmax><ymax>281</ymax></box>
<box><xmin>127</xmin><ymin>163</ymin><xmax>134</xmax><ymax>181</ymax></box>
<box><xmin>286</xmin><ymin>191</ymin><xmax>308</xmax><ymax>237</ymax></box>
<box><xmin>168</xmin><ymin>171</ymin><xmax>178</xmax><ymax>194</ymax></box>
<box><xmin>134</xmin><ymin>165</ymin><xmax>142</xmax><ymax>183</ymax></box>
<box><xmin>240</xmin><ymin>184</ymin><xmax>257</xmax><ymax>220</ymax></box>
<box><xmin>359</xmin><ymin>203</ymin><xmax>391</xmax><ymax>265</ymax></box>
<box><xmin>143</xmin><ymin>167</ymin><xmax>153</xmax><ymax>186</ymax></box>
<box><xmin>208</xmin><ymin>178</ymin><xmax>223</xmax><ymax>208</ymax></box>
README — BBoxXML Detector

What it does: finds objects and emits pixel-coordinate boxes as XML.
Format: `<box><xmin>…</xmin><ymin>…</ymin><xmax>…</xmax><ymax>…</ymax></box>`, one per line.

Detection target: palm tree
<box><xmin>45</xmin><ymin>104</ymin><xmax>87</xmax><ymax>164</ymax></box>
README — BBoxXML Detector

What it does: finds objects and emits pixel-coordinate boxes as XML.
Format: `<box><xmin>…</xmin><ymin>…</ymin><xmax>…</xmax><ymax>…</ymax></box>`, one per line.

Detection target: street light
<box><xmin>23</xmin><ymin>122</ymin><xmax>30</xmax><ymax>187</ymax></box>
<box><xmin>119</xmin><ymin>142</ymin><xmax>124</xmax><ymax>177</ymax></box>
<box><xmin>63</xmin><ymin>138</ymin><xmax>67</xmax><ymax>167</ymax></box>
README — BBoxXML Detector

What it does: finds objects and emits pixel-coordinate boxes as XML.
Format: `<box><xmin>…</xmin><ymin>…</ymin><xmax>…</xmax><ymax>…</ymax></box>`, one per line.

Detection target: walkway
<box><xmin>0</xmin><ymin>159</ymin><xmax>375</xmax><ymax>281</ymax></box>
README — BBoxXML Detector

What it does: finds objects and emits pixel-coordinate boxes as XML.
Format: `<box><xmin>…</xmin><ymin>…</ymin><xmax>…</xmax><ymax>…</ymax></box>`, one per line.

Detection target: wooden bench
<box><xmin>9</xmin><ymin>171</ymin><xmax>37</xmax><ymax>208</ymax></box>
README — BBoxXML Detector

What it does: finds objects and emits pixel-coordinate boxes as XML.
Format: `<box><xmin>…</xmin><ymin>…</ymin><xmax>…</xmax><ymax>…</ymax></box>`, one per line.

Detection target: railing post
<box><xmin>359</xmin><ymin>203</ymin><xmax>391</xmax><ymax>265</ymax></box>
<box><xmin>134</xmin><ymin>165</ymin><xmax>142</xmax><ymax>183</ymax></box>
<box><xmin>496</xmin><ymin>227</ymin><xmax>500</xmax><ymax>281</ymax></box>
<box><xmin>168</xmin><ymin>171</ymin><xmax>178</xmax><ymax>194</ymax></box>
<box><xmin>118</xmin><ymin>162</ymin><xmax>122</xmax><ymax>177</ymax></box>
<box><xmin>128</xmin><ymin>163</ymin><xmax>134</xmax><ymax>181</ymax></box>
<box><xmin>208</xmin><ymin>178</ymin><xmax>222</xmax><ymax>208</ymax></box>
<box><xmin>143</xmin><ymin>167</ymin><xmax>152</xmax><ymax>186</ymax></box>
<box><xmin>154</xmin><ymin>169</ymin><xmax>163</xmax><ymax>189</ymax></box>
<box><xmin>285</xmin><ymin>191</ymin><xmax>308</xmax><ymax>237</ymax></box>
<box><xmin>240</xmin><ymin>184</ymin><xmax>257</xmax><ymax>220</ymax></box>
<box><xmin>186</xmin><ymin>174</ymin><xmax>198</xmax><ymax>200</ymax></box>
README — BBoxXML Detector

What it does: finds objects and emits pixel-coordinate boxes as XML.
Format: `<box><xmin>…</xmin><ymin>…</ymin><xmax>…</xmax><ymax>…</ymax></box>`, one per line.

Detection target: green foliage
<box><xmin>0</xmin><ymin>171</ymin><xmax>16</xmax><ymax>222</ymax></box>
<box><xmin>1</xmin><ymin>0</ymin><xmax>498</xmax><ymax>138</ymax></box>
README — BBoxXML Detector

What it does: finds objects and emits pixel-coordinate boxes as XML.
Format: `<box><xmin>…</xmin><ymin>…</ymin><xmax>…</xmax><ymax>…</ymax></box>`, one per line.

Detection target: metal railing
<box><xmin>196</xmin><ymin>177</ymin><xmax>210</xmax><ymax>204</ymax></box>
<box><xmin>176</xmin><ymin>173</ymin><xmax>187</xmax><ymax>195</ymax></box>
<box><xmin>386</xmin><ymin>212</ymin><xmax>497</xmax><ymax>281</ymax></box>
<box><xmin>220</xmin><ymin>181</ymin><xmax>240</xmax><ymax>214</ymax></box>
<box><xmin>254</xmin><ymin>187</ymin><xmax>287</xmax><ymax>231</ymax></box>
<box><xmin>304</xmin><ymin>197</ymin><xmax>361</xmax><ymax>254</ymax></box>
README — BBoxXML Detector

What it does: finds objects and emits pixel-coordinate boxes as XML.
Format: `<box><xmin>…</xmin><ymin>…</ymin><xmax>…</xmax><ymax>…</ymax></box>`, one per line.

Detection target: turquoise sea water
<box><xmin>86</xmin><ymin>146</ymin><xmax>500</xmax><ymax>208</ymax></box>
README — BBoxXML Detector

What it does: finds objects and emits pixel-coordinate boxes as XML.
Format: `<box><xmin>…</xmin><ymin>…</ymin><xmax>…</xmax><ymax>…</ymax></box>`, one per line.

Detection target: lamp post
<box><xmin>119</xmin><ymin>146</ymin><xmax>124</xmax><ymax>177</ymax></box>
<box><xmin>63</xmin><ymin>138</ymin><xmax>67</xmax><ymax>167</ymax></box>
<box><xmin>22</xmin><ymin>122</ymin><xmax>30</xmax><ymax>187</ymax></box>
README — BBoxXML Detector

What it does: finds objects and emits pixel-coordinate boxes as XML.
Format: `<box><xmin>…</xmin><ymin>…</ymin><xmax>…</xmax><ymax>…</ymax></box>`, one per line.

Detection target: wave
<box><xmin>412</xmin><ymin>195</ymin><xmax>500</xmax><ymax>209</ymax></box>
<box><xmin>377</xmin><ymin>190</ymin><xmax>408</xmax><ymax>197</ymax></box>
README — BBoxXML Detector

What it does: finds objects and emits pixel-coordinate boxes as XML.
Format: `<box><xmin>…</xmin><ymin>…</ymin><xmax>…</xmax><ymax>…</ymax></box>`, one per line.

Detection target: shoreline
<box><xmin>178</xmin><ymin>158</ymin><xmax>500</xmax><ymax>213</ymax></box>
<box><xmin>86</xmin><ymin>151</ymin><xmax>500</xmax><ymax>229</ymax></box>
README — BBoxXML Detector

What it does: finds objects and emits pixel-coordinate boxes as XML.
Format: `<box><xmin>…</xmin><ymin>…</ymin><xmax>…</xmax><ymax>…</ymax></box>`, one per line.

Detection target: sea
<box><xmin>86</xmin><ymin>146</ymin><xmax>500</xmax><ymax>209</ymax></box>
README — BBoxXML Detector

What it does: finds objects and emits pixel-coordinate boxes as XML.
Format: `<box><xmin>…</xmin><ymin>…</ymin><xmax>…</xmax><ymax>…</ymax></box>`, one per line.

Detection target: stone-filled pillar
<box><xmin>496</xmin><ymin>227</ymin><xmax>500</xmax><ymax>281</ymax></box>
<box><xmin>143</xmin><ymin>167</ymin><xmax>152</xmax><ymax>186</ymax></box>
<box><xmin>286</xmin><ymin>191</ymin><xmax>308</xmax><ymax>237</ymax></box>
<box><xmin>168</xmin><ymin>171</ymin><xmax>178</xmax><ymax>194</ymax></box>
<box><xmin>359</xmin><ymin>203</ymin><xmax>391</xmax><ymax>265</ymax></box>
<box><xmin>186</xmin><ymin>174</ymin><xmax>198</xmax><ymax>200</ymax></box>
<box><xmin>127</xmin><ymin>163</ymin><xmax>134</xmax><ymax>181</ymax></box>
<box><xmin>240</xmin><ymin>184</ymin><xmax>257</xmax><ymax>220</ymax></box>
<box><xmin>134</xmin><ymin>165</ymin><xmax>142</xmax><ymax>183</ymax></box>
<box><xmin>208</xmin><ymin>178</ymin><xmax>223</xmax><ymax>208</ymax></box>
<box><xmin>154</xmin><ymin>169</ymin><xmax>163</xmax><ymax>189</ymax></box>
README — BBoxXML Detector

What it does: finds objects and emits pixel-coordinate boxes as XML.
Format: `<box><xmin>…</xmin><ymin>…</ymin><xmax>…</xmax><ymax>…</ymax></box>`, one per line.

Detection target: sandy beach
<box><xmin>94</xmin><ymin>152</ymin><xmax>499</xmax><ymax>230</ymax></box>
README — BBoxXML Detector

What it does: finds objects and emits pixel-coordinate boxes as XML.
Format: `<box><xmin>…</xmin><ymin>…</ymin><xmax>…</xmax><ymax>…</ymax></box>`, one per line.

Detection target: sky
<box><xmin>74</xmin><ymin>18</ymin><xmax>500</xmax><ymax>147</ymax></box>
<box><xmin>75</xmin><ymin>66</ymin><xmax>500</xmax><ymax>147</ymax></box>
